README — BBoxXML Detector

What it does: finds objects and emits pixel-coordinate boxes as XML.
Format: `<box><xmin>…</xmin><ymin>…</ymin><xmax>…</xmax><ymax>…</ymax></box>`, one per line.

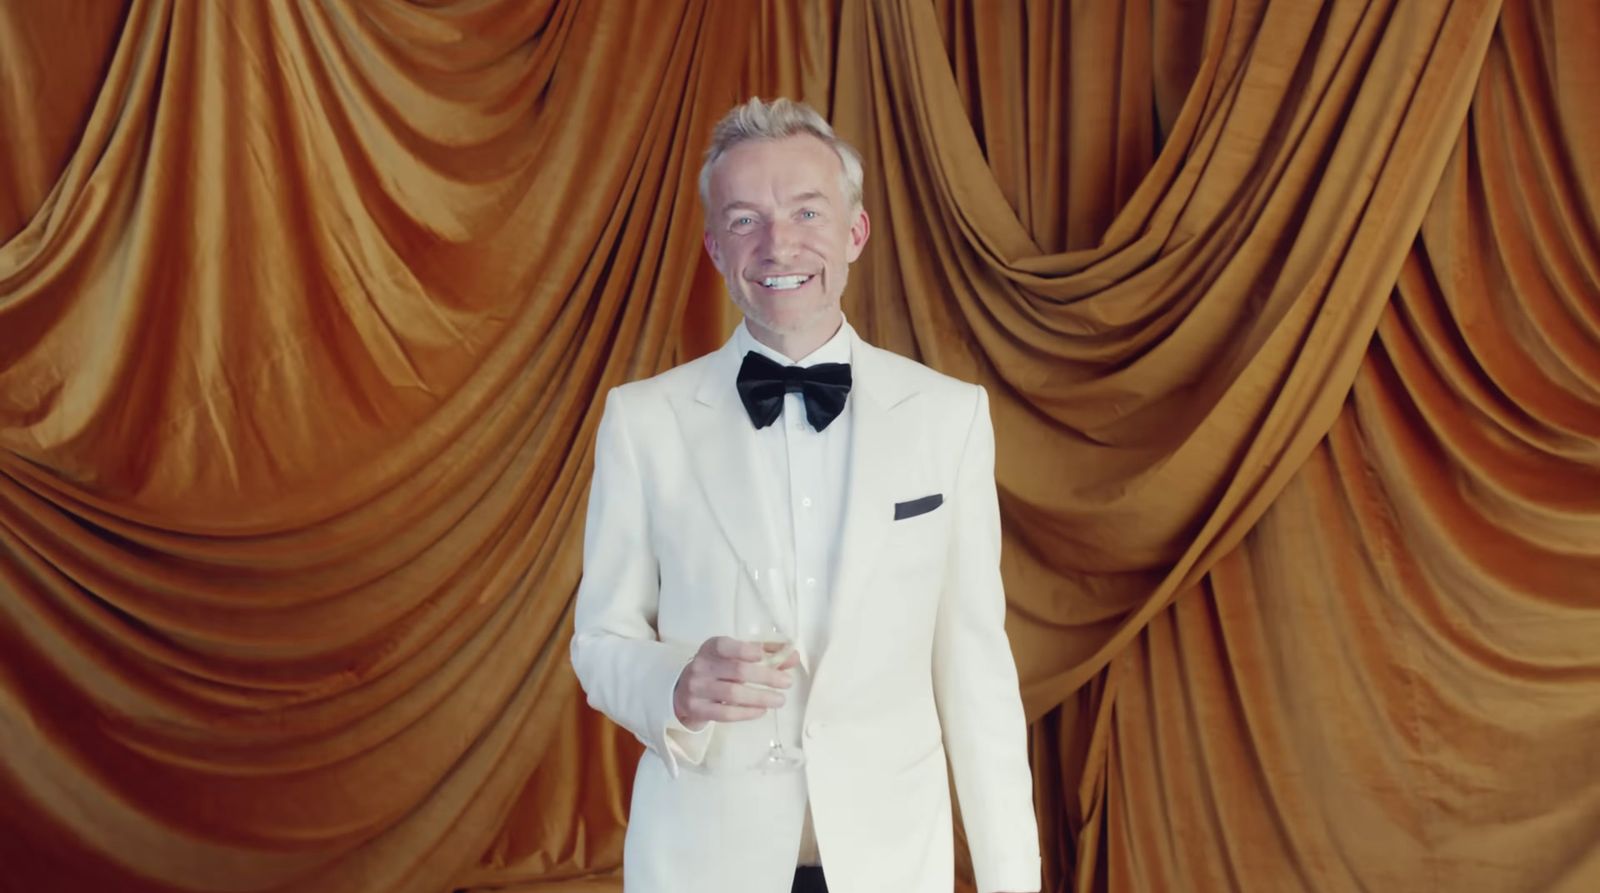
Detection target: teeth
<box><xmin>761</xmin><ymin>275</ymin><xmax>810</xmax><ymax>290</ymax></box>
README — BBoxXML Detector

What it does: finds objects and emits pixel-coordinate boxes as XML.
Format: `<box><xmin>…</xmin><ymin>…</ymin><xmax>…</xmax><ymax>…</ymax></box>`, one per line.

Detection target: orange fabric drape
<box><xmin>1100</xmin><ymin>3</ymin><xmax>1600</xmax><ymax>887</ymax></box>
<box><xmin>3</xmin><ymin>2</ymin><xmax>1596</xmax><ymax>892</ymax></box>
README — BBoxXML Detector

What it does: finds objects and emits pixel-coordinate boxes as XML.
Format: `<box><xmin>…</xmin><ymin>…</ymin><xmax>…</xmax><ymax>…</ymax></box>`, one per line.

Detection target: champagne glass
<box><xmin>735</xmin><ymin>564</ymin><xmax>804</xmax><ymax>771</ymax></box>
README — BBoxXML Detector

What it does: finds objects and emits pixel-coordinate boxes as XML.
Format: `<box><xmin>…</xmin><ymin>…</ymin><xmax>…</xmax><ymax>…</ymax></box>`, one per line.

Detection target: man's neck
<box><xmin>747</xmin><ymin>314</ymin><xmax>844</xmax><ymax>363</ymax></box>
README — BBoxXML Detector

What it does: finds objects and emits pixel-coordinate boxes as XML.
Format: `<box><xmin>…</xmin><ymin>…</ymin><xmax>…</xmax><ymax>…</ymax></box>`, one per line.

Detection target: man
<box><xmin>570</xmin><ymin>97</ymin><xmax>1040</xmax><ymax>893</ymax></box>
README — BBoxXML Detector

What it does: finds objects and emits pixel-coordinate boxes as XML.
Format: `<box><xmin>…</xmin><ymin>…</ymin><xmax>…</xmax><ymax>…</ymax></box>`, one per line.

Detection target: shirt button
<box><xmin>806</xmin><ymin>577</ymin><xmax>817</xmax><ymax>587</ymax></box>
<box><xmin>801</xmin><ymin>496</ymin><xmax>813</xmax><ymax>508</ymax></box>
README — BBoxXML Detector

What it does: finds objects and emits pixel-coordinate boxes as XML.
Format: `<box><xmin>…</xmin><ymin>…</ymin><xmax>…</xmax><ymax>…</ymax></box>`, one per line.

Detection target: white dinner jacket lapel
<box><xmin>668</xmin><ymin>337</ymin><xmax>799</xmax><ymax>652</ymax></box>
<box><xmin>809</xmin><ymin>332</ymin><xmax>919</xmax><ymax>696</ymax></box>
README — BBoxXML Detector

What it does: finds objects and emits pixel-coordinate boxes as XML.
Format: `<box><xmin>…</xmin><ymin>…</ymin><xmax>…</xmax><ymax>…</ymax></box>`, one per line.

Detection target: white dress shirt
<box><xmin>733</xmin><ymin>318</ymin><xmax>851</xmax><ymax>667</ymax></box>
<box><xmin>666</xmin><ymin>316</ymin><xmax>854</xmax><ymax>867</ymax></box>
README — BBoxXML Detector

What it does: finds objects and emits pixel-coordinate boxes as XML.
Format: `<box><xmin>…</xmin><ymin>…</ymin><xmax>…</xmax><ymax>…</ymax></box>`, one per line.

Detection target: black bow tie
<box><xmin>735</xmin><ymin>351</ymin><xmax>852</xmax><ymax>432</ymax></box>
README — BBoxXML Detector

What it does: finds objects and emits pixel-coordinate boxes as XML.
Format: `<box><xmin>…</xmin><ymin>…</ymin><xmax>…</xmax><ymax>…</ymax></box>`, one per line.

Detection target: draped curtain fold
<box><xmin>2</xmin><ymin>2</ymin><xmax>1595</xmax><ymax>892</ymax></box>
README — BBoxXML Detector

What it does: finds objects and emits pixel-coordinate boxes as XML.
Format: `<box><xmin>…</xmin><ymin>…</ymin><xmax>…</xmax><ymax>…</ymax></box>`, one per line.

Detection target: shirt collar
<box><xmin>735</xmin><ymin>316</ymin><xmax>854</xmax><ymax>368</ymax></box>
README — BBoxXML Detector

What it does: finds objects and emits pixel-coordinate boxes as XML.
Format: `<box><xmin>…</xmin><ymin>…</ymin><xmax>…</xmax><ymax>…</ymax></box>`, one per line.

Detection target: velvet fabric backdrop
<box><xmin>1</xmin><ymin>2</ymin><xmax>1595</xmax><ymax>892</ymax></box>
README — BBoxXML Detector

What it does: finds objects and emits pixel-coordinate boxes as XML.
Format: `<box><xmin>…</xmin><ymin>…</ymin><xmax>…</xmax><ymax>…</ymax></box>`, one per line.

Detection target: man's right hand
<box><xmin>672</xmin><ymin>636</ymin><xmax>797</xmax><ymax>730</ymax></box>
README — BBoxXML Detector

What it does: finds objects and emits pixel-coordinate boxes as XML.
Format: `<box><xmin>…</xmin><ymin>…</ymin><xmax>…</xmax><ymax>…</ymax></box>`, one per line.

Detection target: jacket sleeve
<box><xmin>569</xmin><ymin>387</ymin><xmax>710</xmax><ymax>776</ymax></box>
<box><xmin>933</xmin><ymin>385</ymin><xmax>1042</xmax><ymax>892</ymax></box>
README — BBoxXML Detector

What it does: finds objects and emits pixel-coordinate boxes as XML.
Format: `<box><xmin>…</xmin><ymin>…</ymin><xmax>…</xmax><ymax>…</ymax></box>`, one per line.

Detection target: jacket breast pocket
<box><xmin>882</xmin><ymin>491</ymin><xmax>951</xmax><ymax>573</ymax></box>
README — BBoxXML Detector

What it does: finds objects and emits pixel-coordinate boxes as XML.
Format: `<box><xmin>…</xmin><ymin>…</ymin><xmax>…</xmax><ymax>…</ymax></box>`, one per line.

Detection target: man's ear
<box><xmin>703</xmin><ymin>228</ymin><xmax>722</xmax><ymax>271</ymax></box>
<box><xmin>845</xmin><ymin>208</ymin><xmax>871</xmax><ymax>263</ymax></box>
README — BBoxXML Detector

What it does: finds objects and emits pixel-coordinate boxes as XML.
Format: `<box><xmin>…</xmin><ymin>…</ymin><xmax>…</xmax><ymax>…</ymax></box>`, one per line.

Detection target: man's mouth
<box><xmin>756</xmin><ymin>274</ymin><xmax>816</xmax><ymax>291</ymax></box>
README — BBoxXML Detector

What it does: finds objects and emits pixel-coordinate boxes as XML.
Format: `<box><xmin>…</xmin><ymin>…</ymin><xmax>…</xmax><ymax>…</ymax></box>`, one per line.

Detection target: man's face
<box><xmin>703</xmin><ymin>135</ymin><xmax>870</xmax><ymax>347</ymax></box>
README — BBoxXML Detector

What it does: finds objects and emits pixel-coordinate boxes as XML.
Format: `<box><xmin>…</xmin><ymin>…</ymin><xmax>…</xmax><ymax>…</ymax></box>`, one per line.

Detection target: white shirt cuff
<box><xmin>663</xmin><ymin>671</ymin><xmax>714</xmax><ymax>766</ymax></box>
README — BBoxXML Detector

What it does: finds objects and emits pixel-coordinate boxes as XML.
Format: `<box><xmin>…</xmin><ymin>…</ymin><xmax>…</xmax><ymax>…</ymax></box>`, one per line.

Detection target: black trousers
<box><xmin>791</xmin><ymin>865</ymin><xmax>828</xmax><ymax>893</ymax></box>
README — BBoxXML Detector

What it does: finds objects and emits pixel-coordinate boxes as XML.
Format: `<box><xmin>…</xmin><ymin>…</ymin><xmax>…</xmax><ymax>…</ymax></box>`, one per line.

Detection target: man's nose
<box><xmin>759</xmin><ymin>219</ymin><xmax>800</xmax><ymax>260</ymax></box>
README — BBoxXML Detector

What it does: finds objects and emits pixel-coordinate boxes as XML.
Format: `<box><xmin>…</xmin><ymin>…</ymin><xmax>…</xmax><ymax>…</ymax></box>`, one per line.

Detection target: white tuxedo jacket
<box><xmin>570</xmin><ymin>328</ymin><xmax>1041</xmax><ymax>893</ymax></box>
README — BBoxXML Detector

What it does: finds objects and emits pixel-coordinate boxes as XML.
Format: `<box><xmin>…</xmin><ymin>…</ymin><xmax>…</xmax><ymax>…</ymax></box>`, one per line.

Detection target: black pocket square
<box><xmin>893</xmin><ymin>494</ymin><xmax>943</xmax><ymax>520</ymax></box>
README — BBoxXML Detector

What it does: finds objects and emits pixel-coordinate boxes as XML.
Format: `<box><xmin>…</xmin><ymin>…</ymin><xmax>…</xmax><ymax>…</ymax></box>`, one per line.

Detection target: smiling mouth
<box><xmin>756</xmin><ymin>274</ymin><xmax>816</xmax><ymax>291</ymax></box>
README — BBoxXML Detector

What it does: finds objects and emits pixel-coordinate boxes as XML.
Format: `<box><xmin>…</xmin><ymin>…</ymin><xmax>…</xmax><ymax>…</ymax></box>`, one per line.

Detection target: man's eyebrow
<box><xmin>718</xmin><ymin>191</ymin><xmax>834</xmax><ymax>216</ymax></box>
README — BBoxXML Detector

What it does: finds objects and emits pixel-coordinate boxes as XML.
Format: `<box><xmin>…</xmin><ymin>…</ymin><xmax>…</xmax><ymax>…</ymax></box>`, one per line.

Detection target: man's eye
<box><xmin>732</xmin><ymin>216</ymin><xmax>755</xmax><ymax>228</ymax></box>
<box><xmin>799</xmin><ymin>210</ymin><xmax>819</xmax><ymax>220</ymax></box>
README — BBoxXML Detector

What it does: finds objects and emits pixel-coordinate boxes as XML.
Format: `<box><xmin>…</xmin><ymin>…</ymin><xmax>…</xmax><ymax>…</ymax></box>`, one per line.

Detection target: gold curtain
<box><xmin>2</xmin><ymin>2</ymin><xmax>1596</xmax><ymax>892</ymax></box>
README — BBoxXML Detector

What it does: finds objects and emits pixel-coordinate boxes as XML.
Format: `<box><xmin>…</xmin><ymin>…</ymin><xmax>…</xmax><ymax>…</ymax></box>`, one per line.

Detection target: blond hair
<box><xmin>698</xmin><ymin>97</ymin><xmax>865</xmax><ymax>211</ymax></box>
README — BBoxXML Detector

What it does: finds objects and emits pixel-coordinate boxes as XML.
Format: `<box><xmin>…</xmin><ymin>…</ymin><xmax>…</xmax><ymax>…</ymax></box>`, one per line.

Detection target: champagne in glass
<box><xmin>735</xmin><ymin>564</ymin><xmax>804</xmax><ymax>771</ymax></box>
